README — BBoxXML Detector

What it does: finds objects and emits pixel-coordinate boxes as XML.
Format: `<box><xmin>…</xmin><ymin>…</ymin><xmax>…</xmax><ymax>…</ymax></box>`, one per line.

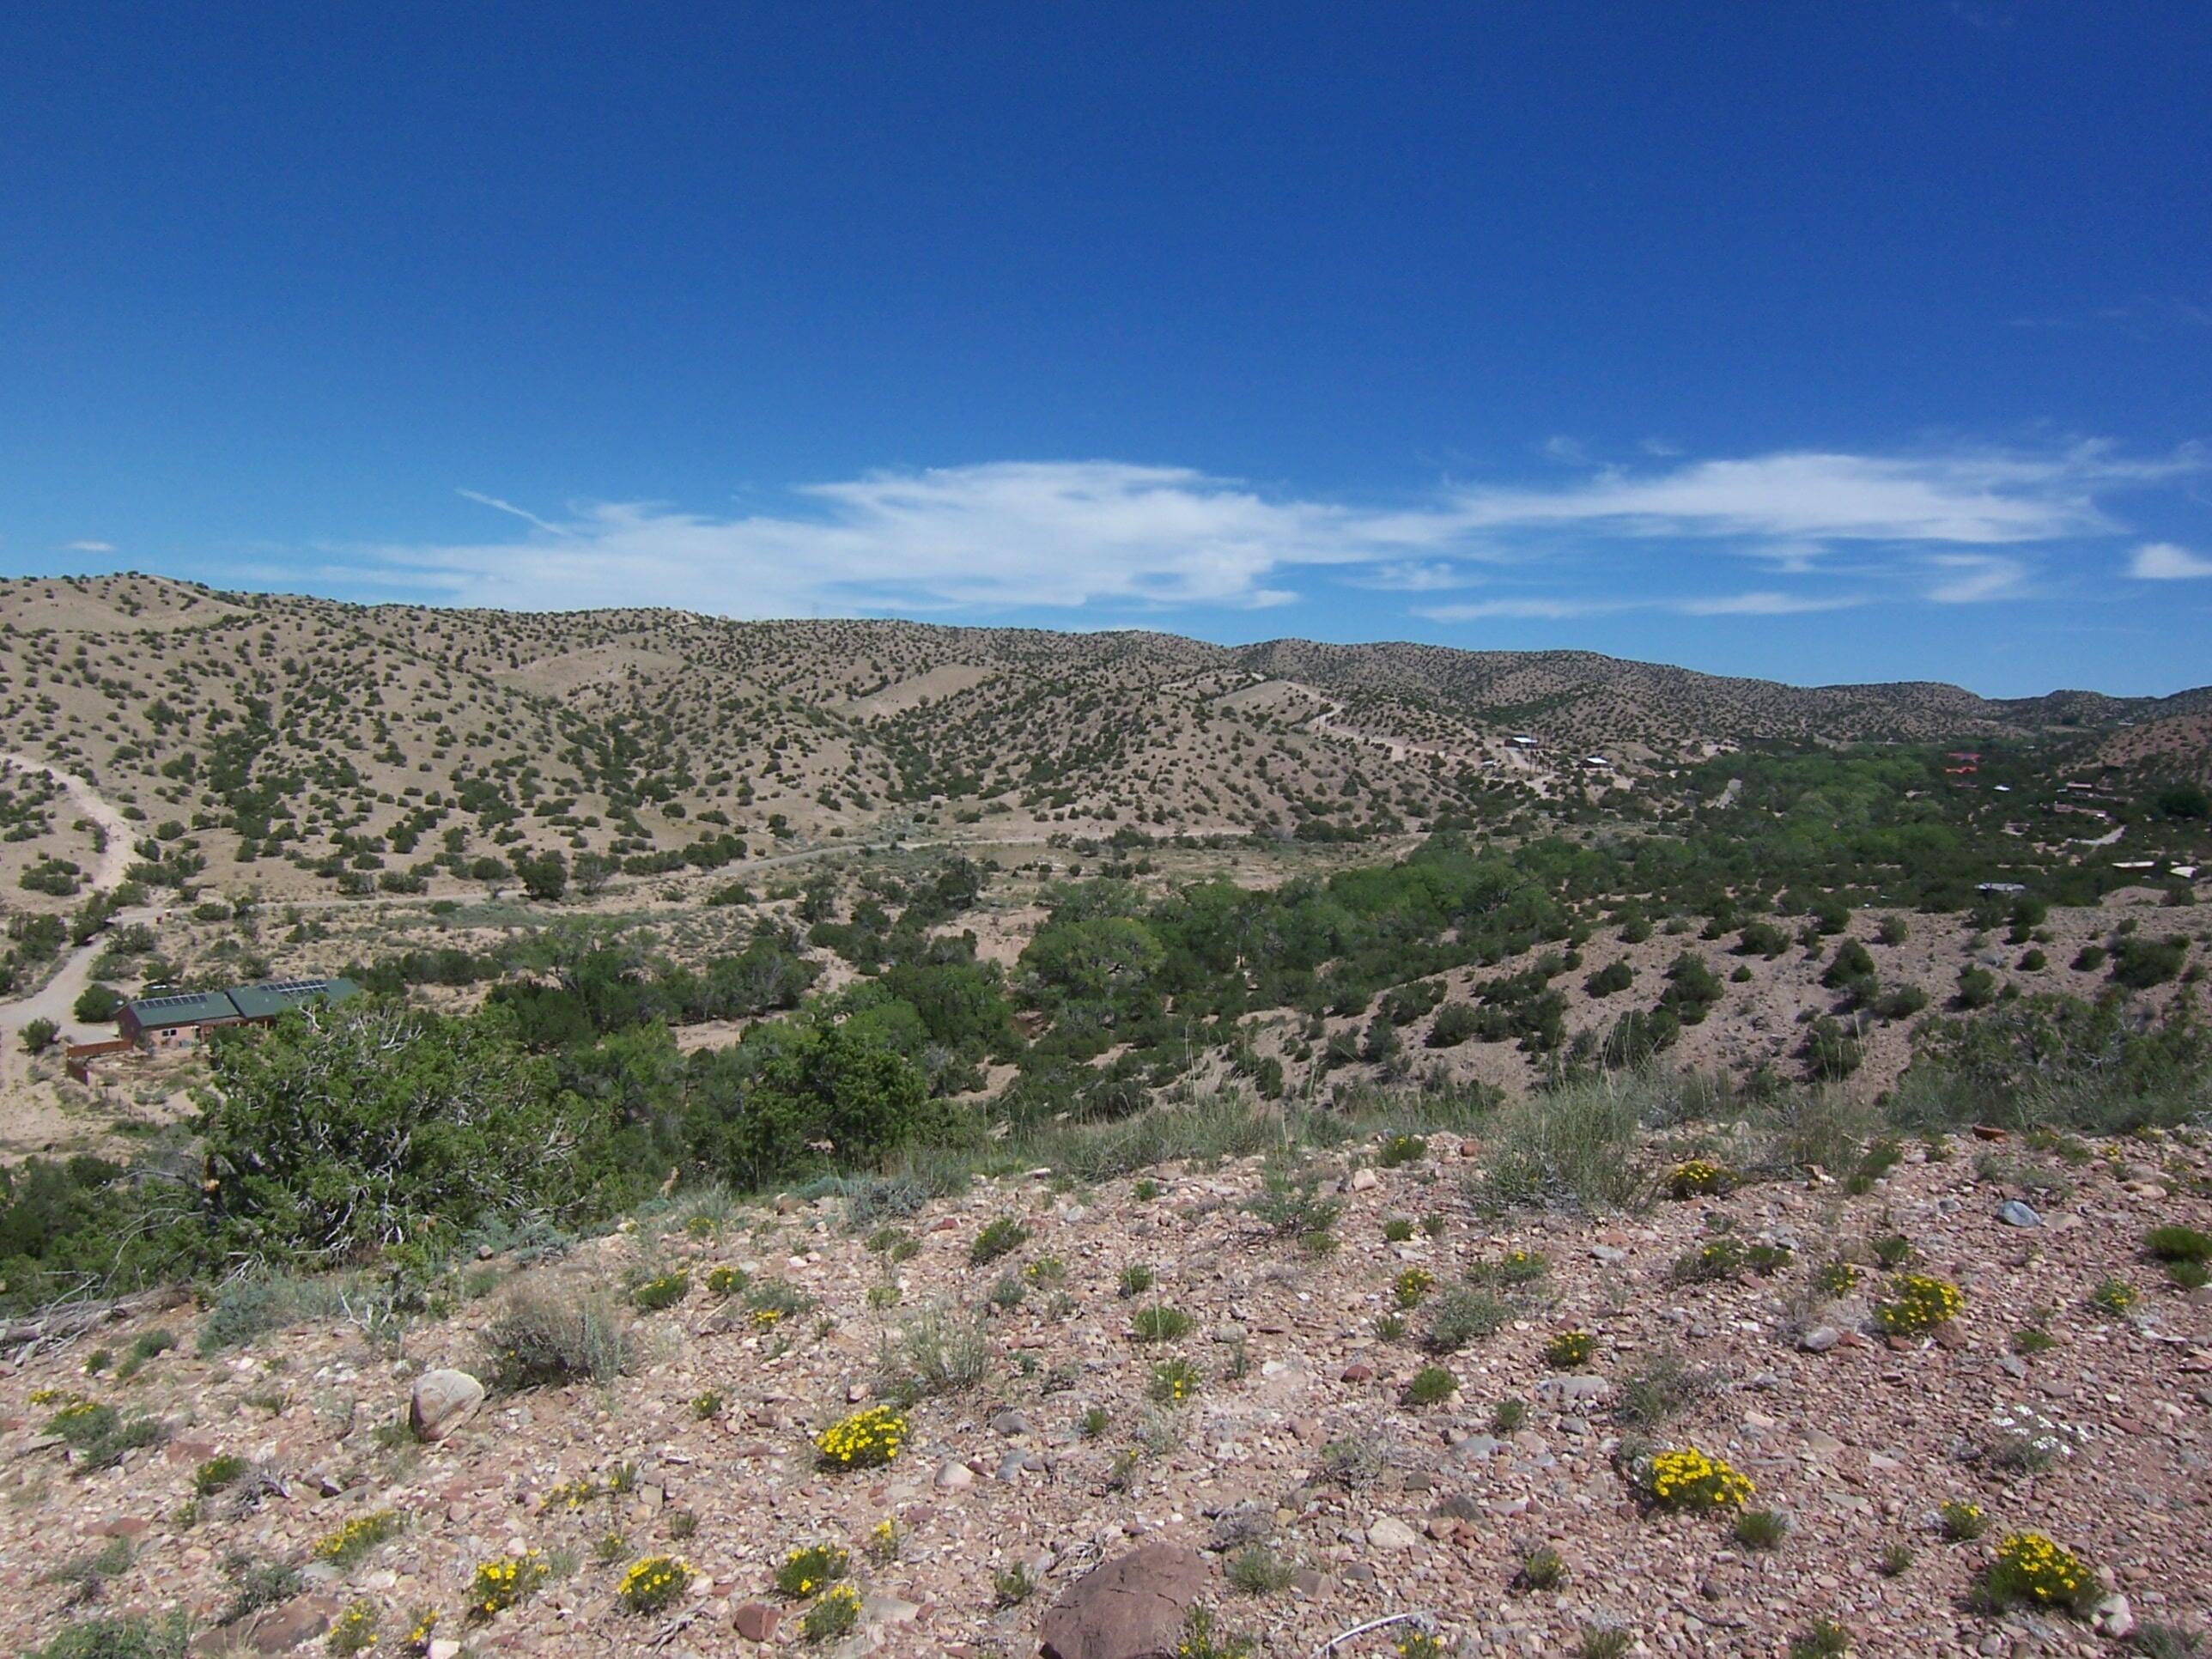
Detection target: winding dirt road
<box><xmin>0</xmin><ymin>755</ymin><xmax>149</xmax><ymax>1045</ymax></box>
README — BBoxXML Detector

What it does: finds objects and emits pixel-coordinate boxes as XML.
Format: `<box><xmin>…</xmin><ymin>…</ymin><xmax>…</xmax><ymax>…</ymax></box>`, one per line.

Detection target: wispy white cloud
<box><xmin>1417</xmin><ymin>597</ymin><xmax>1629</xmax><ymax>622</ymax></box>
<box><xmin>2130</xmin><ymin>541</ymin><xmax>2212</xmax><ymax>580</ymax></box>
<box><xmin>1675</xmin><ymin>590</ymin><xmax>1868</xmax><ymax>617</ymax></box>
<box><xmin>1924</xmin><ymin>553</ymin><xmax>2029</xmax><ymax>604</ymax></box>
<box><xmin>350</xmin><ymin>443</ymin><xmax>2197</xmax><ymax>620</ymax></box>
<box><xmin>64</xmin><ymin>539</ymin><xmax>116</xmax><ymax>554</ymax></box>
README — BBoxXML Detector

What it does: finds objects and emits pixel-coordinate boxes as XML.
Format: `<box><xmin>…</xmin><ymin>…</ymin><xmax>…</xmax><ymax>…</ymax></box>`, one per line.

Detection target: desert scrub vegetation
<box><xmin>311</xmin><ymin>1509</ymin><xmax>403</xmax><ymax>1568</ymax></box>
<box><xmin>1665</xmin><ymin>1157</ymin><xmax>1731</xmax><ymax>1199</ymax></box>
<box><xmin>1544</xmin><ymin>1329</ymin><xmax>1595</xmax><ymax>1368</ymax></box>
<box><xmin>629</xmin><ymin>1269</ymin><xmax>688</xmax><ymax>1312</ymax></box>
<box><xmin>617</xmin><ymin>1554</ymin><xmax>691</xmax><ymax>1614</ymax></box>
<box><xmin>468</xmin><ymin>1551</ymin><xmax>550</xmax><ymax>1620</ymax></box>
<box><xmin>1392</xmin><ymin>1267</ymin><xmax>1436</xmax><ymax>1307</ymax></box>
<box><xmin>480</xmin><ymin>1291</ymin><xmax>630</xmax><ymax>1390</ymax></box>
<box><xmin>878</xmin><ymin>1304</ymin><xmax>992</xmax><ymax>1400</ymax></box>
<box><xmin>1939</xmin><ymin>1499</ymin><xmax>1987</xmax><ymax>1540</ymax></box>
<box><xmin>1638</xmin><ymin>1446</ymin><xmax>1754</xmax><ymax>1511</ymax></box>
<box><xmin>814</xmin><ymin>1405</ymin><xmax>907</xmax><ymax>1469</ymax></box>
<box><xmin>774</xmin><ymin>1543</ymin><xmax>849</xmax><ymax>1599</ymax></box>
<box><xmin>1425</xmin><ymin>1285</ymin><xmax>1513</xmax><ymax>1352</ymax></box>
<box><xmin>1465</xmin><ymin>1076</ymin><xmax>1645</xmax><ymax>1212</ymax></box>
<box><xmin>1874</xmin><ymin>1273</ymin><xmax>1964</xmax><ymax>1336</ymax></box>
<box><xmin>1128</xmin><ymin>1303</ymin><xmax>1193</xmax><ymax>1342</ymax></box>
<box><xmin>801</xmin><ymin>1583</ymin><xmax>865</xmax><ymax>1643</ymax></box>
<box><xmin>969</xmin><ymin>1215</ymin><xmax>1030</xmax><ymax>1265</ymax></box>
<box><xmin>1975</xmin><ymin>1532</ymin><xmax>2096</xmax><ymax>1615</ymax></box>
<box><xmin>1403</xmin><ymin>1364</ymin><xmax>1457</xmax><ymax>1407</ymax></box>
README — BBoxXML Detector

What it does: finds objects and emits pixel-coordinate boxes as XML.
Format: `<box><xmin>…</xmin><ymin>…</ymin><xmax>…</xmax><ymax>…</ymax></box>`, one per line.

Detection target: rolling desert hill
<box><xmin>0</xmin><ymin>572</ymin><xmax>2203</xmax><ymax>915</ymax></box>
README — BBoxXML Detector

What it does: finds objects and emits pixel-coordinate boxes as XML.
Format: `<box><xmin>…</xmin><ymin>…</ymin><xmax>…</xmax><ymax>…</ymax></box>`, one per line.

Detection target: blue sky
<box><xmin>3</xmin><ymin>3</ymin><xmax>2209</xmax><ymax>696</ymax></box>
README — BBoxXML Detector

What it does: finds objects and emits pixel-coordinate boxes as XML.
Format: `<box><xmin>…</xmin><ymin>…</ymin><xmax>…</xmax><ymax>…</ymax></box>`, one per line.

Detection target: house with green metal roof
<box><xmin>118</xmin><ymin>976</ymin><xmax>361</xmax><ymax>1044</ymax></box>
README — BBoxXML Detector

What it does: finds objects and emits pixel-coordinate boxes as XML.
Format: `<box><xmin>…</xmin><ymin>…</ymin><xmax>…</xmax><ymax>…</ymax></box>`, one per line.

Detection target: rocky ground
<box><xmin>3</xmin><ymin>1117</ymin><xmax>2209</xmax><ymax>1658</ymax></box>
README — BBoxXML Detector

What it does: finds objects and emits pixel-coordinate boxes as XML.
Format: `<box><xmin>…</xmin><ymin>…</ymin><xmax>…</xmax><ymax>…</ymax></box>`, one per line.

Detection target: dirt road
<box><xmin>0</xmin><ymin>755</ymin><xmax>149</xmax><ymax>1047</ymax></box>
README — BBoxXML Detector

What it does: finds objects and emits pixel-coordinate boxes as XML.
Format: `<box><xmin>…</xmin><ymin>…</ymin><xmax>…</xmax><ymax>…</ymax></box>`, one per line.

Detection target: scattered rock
<box><xmin>1038</xmin><ymin>1544</ymin><xmax>1209</xmax><ymax>1659</ymax></box>
<box><xmin>733</xmin><ymin>1602</ymin><xmax>781</xmax><ymax>1643</ymax></box>
<box><xmin>934</xmin><ymin>1459</ymin><xmax>975</xmax><ymax>1492</ymax></box>
<box><xmin>1997</xmin><ymin>1200</ymin><xmax>2042</xmax><ymax>1228</ymax></box>
<box><xmin>1800</xmin><ymin>1326</ymin><xmax>1843</xmax><ymax>1353</ymax></box>
<box><xmin>408</xmin><ymin>1369</ymin><xmax>485</xmax><ymax>1443</ymax></box>
<box><xmin>1365</xmin><ymin>1516</ymin><xmax>1421</xmax><ymax>1550</ymax></box>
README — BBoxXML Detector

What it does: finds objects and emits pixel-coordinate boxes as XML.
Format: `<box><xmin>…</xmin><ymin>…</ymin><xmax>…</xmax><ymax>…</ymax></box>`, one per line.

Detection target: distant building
<box><xmin>118</xmin><ymin>976</ymin><xmax>361</xmax><ymax>1046</ymax></box>
<box><xmin>1975</xmin><ymin>881</ymin><xmax>2027</xmax><ymax>895</ymax></box>
<box><xmin>1507</xmin><ymin>734</ymin><xmax>1540</xmax><ymax>748</ymax></box>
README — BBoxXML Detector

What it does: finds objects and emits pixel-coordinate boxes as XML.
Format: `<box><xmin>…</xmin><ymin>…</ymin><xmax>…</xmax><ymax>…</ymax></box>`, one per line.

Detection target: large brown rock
<box><xmin>1039</xmin><ymin>1544</ymin><xmax>1208</xmax><ymax>1659</ymax></box>
<box><xmin>409</xmin><ymin>1368</ymin><xmax>485</xmax><ymax>1442</ymax></box>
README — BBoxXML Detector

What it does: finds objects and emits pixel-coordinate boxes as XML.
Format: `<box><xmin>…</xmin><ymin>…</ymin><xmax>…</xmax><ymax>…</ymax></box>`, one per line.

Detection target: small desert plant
<box><xmin>467</xmin><ymin>1551</ymin><xmax>549</xmax><ymax>1620</ymax></box>
<box><xmin>1492</xmin><ymin>1395</ymin><xmax>1528</xmax><ymax>1433</ymax></box>
<box><xmin>327</xmin><ymin>1601</ymin><xmax>378</xmax><ymax>1656</ymax></box>
<box><xmin>1671</xmin><ymin>1237</ymin><xmax>1744</xmax><ymax>1284</ymax></box>
<box><xmin>1787</xmin><ymin>1620</ymin><xmax>1852</xmax><ymax>1659</ymax></box>
<box><xmin>881</xmin><ymin>1304</ymin><xmax>995</xmax><ymax>1399</ymax></box>
<box><xmin>1975</xmin><ymin>1531</ymin><xmax>2095</xmax><ymax>1615</ymax></box>
<box><xmin>993</xmin><ymin>1561</ymin><xmax>1038</xmax><ymax>1607</ymax></box>
<box><xmin>1129</xmin><ymin>1304</ymin><xmax>1192</xmax><ymax>1343</ymax></box>
<box><xmin>706</xmin><ymin>1264</ymin><xmax>749</xmax><ymax>1296</ymax></box>
<box><xmin>1382</xmin><ymin>1217</ymin><xmax>1415</xmax><ymax>1243</ymax></box>
<box><xmin>1468</xmin><ymin>1248</ymin><xmax>1549</xmax><ymax>1288</ymax></box>
<box><xmin>865</xmin><ymin>1518</ymin><xmax>904</xmax><ymax>1562</ymax></box>
<box><xmin>1513</xmin><ymin>1545</ymin><xmax>1566</xmax><ymax>1591</ymax></box>
<box><xmin>1226</xmin><ymin>1542</ymin><xmax>1297</xmax><ymax>1595</ymax></box>
<box><xmin>1150</xmin><ymin>1358</ymin><xmax>1200</xmax><ymax>1405</ymax></box>
<box><xmin>1870</xmin><ymin>1232</ymin><xmax>1914</xmax><ymax>1268</ymax></box>
<box><xmin>41</xmin><ymin>1535</ymin><xmax>134</xmax><ymax>1609</ymax></box>
<box><xmin>1939</xmin><ymin>1500</ymin><xmax>1986</xmax><ymax>1540</ymax></box>
<box><xmin>970</xmin><ymin>1216</ymin><xmax>1030</xmax><ymax>1266</ymax></box>
<box><xmin>630</xmin><ymin>1271</ymin><xmax>689</xmax><ymax>1313</ymax></box>
<box><xmin>1247</xmin><ymin>1166</ymin><xmax>1342</xmax><ymax>1241</ymax></box>
<box><xmin>1393</xmin><ymin>1267</ymin><xmax>1436</xmax><ymax>1307</ymax></box>
<box><xmin>774</xmin><ymin>1544</ymin><xmax>850</xmax><ymax>1599</ymax></box>
<box><xmin>815</xmin><ymin>1406</ymin><xmax>907</xmax><ymax>1470</ymax></box>
<box><xmin>1403</xmin><ymin>1364</ymin><xmax>1457</xmax><ymax>1407</ymax></box>
<box><xmin>617</xmin><ymin>1555</ymin><xmax>691</xmax><ymax>1615</ymax></box>
<box><xmin>1666</xmin><ymin>1158</ymin><xmax>1732</xmax><ymax>1199</ymax></box>
<box><xmin>692</xmin><ymin>1389</ymin><xmax>724</xmax><ymax>1419</ymax></box>
<box><xmin>2144</xmin><ymin>1224</ymin><xmax>2212</xmax><ymax>1264</ymax></box>
<box><xmin>1576</xmin><ymin>1628</ymin><xmax>1632</xmax><ymax>1659</ymax></box>
<box><xmin>1614</xmin><ymin>1346</ymin><xmax>1711</xmax><ymax>1430</ymax></box>
<box><xmin>2090</xmin><ymin>1276</ymin><xmax>2140</xmax><ymax>1316</ymax></box>
<box><xmin>1373</xmin><ymin>1312</ymin><xmax>1407</xmax><ymax>1341</ymax></box>
<box><xmin>1080</xmin><ymin>1405</ymin><xmax>1109</xmax><ymax>1438</ymax></box>
<box><xmin>1117</xmin><ymin>1264</ymin><xmax>1156</xmax><ymax>1297</ymax></box>
<box><xmin>1875</xmin><ymin>1273</ymin><xmax>1963</xmax><ymax>1336</ymax></box>
<box><xmin>1175</xmin><ymin>1606</ymin><xmax>1255</xmax><ymax>1659</ymax></box>
<box><xmin>1544</xmin><ymin>1329</ymin><xmax>1595</xmax><ymax>1368</ymax></box>
<box><xmin>1817</xmin><ymin>1259</ymin><xmax>1861</xmax><ymax>1297</ymax></box>
<box><xmin>1879</xmin><ymin>1541</ymin><xmax>1914</xmax><ymax>1576</ymax></box>
<box><xmin>1379</xmin><ymin>1133</ymin><xmax>1426</xmax><ymax>1167</ymax></box>
<box><xmin>1735</xmin><ymin>1508</ymin><xmax>1790</xmax><ymax>1549</ymax></box>
<box><xmin>311</xmin><ymin>1510</ymin><xmax>403</xmax><ymax>1569</ymax></box>
<box><xmin>1425</xmin><ymin>1285</ymin><xmax>1510</xmax><ymax>1352</ymax></box>
<box><xmin>1318</xmin><ymin>1435</ymin><xmax>1384</xmax><ymax>1489</ymax></box>
<box><xmin>801</xmin><ymin>1583</ymin><xmax>863</xmax><ymax>1643</ymax></box>
<box><xmin>194</xmin><ymin>1453</ymin><xmax>251</xmax><ymax>1496</ymax></box>
<box><xmin>2011</xmin><ymin>1326</ymin><xmax>2056</xmax><ymax>1354</ymax></box>
<box><xmin>1643</xmin><ymin>1446</ymin><xmax>1753</xmax><ymax>1510</ymax></box>
<box><xmin>481</xmin><ymin>1292</ymin><xmax>630</xmax><ymax>1391</ymax></box>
